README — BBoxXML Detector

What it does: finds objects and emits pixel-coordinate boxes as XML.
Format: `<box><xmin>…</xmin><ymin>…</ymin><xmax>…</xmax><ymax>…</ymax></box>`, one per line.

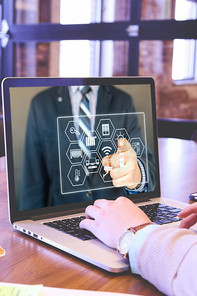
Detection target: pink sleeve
<box><xmin>136</xmin><ymin>226</ymin><xmax>197</xmax><ymax>296</ymax></box>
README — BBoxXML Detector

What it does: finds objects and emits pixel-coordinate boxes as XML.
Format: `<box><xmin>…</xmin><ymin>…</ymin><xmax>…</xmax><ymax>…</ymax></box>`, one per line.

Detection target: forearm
<box><xmin>131</xmin><ymin>226</ymin><xmax>197</xmax><ymax>296</ymax></box>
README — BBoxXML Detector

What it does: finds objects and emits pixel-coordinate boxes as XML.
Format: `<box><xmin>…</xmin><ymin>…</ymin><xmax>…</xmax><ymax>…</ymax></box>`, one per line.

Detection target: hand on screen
<box><xmin>79</xmin><ymin>196</ymin><xmax>151</xmax><ymax>249</ymax></box>
<box><xmin>178</xmin><ymin>202</ymin><xmax>197</xmax><ymax>229</ymax></box>
<box><xmin>102</xmin><ymin>138</ymin><xmax>142</xmax><ymax>190</ymax></box>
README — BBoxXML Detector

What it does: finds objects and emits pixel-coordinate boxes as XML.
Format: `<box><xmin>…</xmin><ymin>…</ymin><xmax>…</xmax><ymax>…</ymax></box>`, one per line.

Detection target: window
<box><xmin>59</xmin><ymin>0</ymin><xmax>100</xmax><ymax>77</ymax></box>
<box><xmin>172</xmin><ymin>0</ymin><xmax>197</xmax><ymax>82</ymax></box>
<box><xmin>10</xmin><ymin>0</ymin><xmax>130</xmax><ymax>78</ymax></box>
<box><xmin>1</xmin><ymin>0</ymin><xmax>197</xmax><ymax>120</ymax></box>
<box><xmin>172</xmin><ymin>39</ymin><xmax>196</xmax><ymax>81</ymax></box>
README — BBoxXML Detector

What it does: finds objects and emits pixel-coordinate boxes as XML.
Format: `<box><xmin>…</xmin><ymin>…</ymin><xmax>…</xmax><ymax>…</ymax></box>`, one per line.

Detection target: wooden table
<box><xmin>159</xmin><ymin>138</ymin><xmax>197</xmax><ymax>203</ymax></box>
<box><xmin>0</xmin><ymin>138</ymin><xmax>197</xmax><ymax>295</ymax></box>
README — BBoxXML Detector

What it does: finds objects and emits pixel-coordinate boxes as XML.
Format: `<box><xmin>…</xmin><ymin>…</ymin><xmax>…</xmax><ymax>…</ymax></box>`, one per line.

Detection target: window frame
<box><xmin>1</xmin><ymin>0</ymin><xmax>197</xmax><ymax>79</ymax></box>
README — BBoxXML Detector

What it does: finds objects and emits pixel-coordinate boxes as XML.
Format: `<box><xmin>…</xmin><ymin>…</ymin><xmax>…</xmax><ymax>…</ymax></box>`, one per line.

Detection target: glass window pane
<box><xmin>109</xmin><ymin>0</ymin><xmax>130</xmax><ymax>22</ymax></box>
<box><xmin>59</xmin><ymin>40</ymin><xmax>99</xmax><ymax>76</ymax></box>
<box><xmin>141</xmin><ymin>0</ymin><xmax>175</xmax><ymax>20</ymax></box>
<box><xmin>172</xmin><ymin>39</ymin><xmax>196</xmax><ymax>80</ymax></box>
<box><xmin>139</xmin><ymin>40</ymin><xmax>197</xmax><ymax>120</ymax></box>
<box><xmin>14</xmin><ymin>0</ymin><xmax>97</xmax><ymax>24</ymax></box>
<box><xmin>15</xmin><ymin>0</ymin><xmax>60</xmax><ymax>24</ymax></box>
<box><xmin>14</xmin><ymin>40</ymin><xmax>129</xmax><ymax>78</ymax></box>
<box><xmin>174</xmin><ymin>0</ymin><xmax>197</xmax><ymax>20</ymax></box>
<box><xmin>14</xmin><ymin>41</ymin><xmax>99</xmax><ymax>77</ymax></box>
<box><xmin>15</xmin><ymin>42</ymin><xmax>61</xmax><ymax>77</ymax></box>
<box><xmin>100</xmin><ymin>41</ymin><xmax>114</xmax><ymax>76</ymax></box>
<box><xmin>141</xmin><ymin>0</ymin><xmax>197</xmax><ymax>20</ymax></box>
<box><xmin>14</xmin><ymin>0</ymin><xmax>130</xmax><ymax>24</ymax></box>
<box><xmin>60</xmin><ymin>0</ymin><xmax>99</xmax><ymax>24</ymax></box>
<box><xmin>100</xmin><ymin>41</ymin><xmax>129</xmax><ymax>76</ymax></box>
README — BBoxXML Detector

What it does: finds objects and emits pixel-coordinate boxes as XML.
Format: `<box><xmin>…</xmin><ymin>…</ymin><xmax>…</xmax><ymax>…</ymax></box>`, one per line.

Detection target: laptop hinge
<box><xmin>31</xmin><ymin>207</ymin><xmax>86</xmax><ymax>221</ymax></box>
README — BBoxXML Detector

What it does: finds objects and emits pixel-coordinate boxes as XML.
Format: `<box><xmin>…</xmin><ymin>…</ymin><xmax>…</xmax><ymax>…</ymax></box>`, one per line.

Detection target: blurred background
<box><xmin>0</xmin><ymin>0</ymin><xmax>197</xmax><ymax>156</ymax></box>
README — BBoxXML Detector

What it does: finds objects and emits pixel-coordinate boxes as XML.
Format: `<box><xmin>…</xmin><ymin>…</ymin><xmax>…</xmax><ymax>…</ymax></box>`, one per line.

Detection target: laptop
<box><xmin>2</xmin><ymin>77</ymin><xmax>195</xmax><ymax>273</ymax></box>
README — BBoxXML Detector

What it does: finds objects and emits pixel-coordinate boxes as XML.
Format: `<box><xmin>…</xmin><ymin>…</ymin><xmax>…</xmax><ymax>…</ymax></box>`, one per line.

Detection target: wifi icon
<box><xmin>102</xmin><ymin>146</ymin><xmax>113</xmax><ymax>155</ymax></box>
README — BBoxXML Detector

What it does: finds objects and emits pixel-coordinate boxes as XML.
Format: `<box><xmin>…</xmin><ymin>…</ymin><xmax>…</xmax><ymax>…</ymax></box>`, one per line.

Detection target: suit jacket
<box><xmin>20</xmin><ymin>86</ymin><xmax>156</xmax><ymax>210</ymax></box>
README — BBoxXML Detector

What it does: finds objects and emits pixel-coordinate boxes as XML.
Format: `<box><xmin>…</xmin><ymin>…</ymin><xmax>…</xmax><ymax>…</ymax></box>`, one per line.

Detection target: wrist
<box><xmin>128</xmin><ymin>224</ymin><xmax>160</xmax><ymax>274</ymax></box>
<box><xmin>117</xmin><ymin>222</ymin><xmax>153</xmax><ymax>259</ymax></box>
<box><xmin>126</xmin><ymin>159</ymin><xmax>146</xmax><ymax>192</ymax></box>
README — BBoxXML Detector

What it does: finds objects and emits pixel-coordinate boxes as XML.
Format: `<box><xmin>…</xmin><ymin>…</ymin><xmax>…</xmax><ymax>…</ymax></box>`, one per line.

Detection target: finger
<box><xmin>102</xmin><ymin>155</ymin><xmax>110</xmax><ymax>165</ymax></box>
<box><xmin>112</xmin><ymin>173</ymin><xmax>137</xmax><ymax>188</ymax></box>
<box><xmin>94</xmin><ymin>199</ymin><xmax>110</xmax><ymax>208</ymax></box>
<box><xmin>115</xmin><ymin>151</ymin><xmax>129</xmax><ymax>167</ymax></box>
<box><xmin>116</xmin><ymin>150</ymin><xmax>136</xmax><ymax>169</ymax></box>
<box><xmin>102</xmin><ymin>155</ymin><xmax>116</xmax><ymax>170</ymax></box>
<box><xmin>178</xmin><ymin>203</ymin><xmax>197</xmax><ymax>218</ymax></box>
<box><xmin>117</xmin><ymin>138</ymin><xmax>130</xmax><ymax>151</ymax></box>
<box><xmin>110</xmin><ymin>163</ymin><xmax>131</xmax><ymax>180</ymax></box>
<box><xmin>85</xmin><ymin>205</ymin><xmax>101</xmax><ymax>220</ymax></box>
<box><xmin>179</xmin><ymin>213</ymin><xmax>197</xmax><ymax>229</ymax></box>
<box><xmin>105</xmin><ymin>152</ymin><xmax>128</xmax><ymax>170</ymax></box>
<box><xmin>117</xmin><ymin>138</ymin><xmax>136</xmax><ymax>157</ymax></box>
<box><xmin>79</xmin><ymin>218</ymin><xmax>97</xmax><ymax>235</ymax></box>
<box><xmin>110</xmin><ymin>158</ymin><xmax>139</xmax><ymax>180</ymax></box>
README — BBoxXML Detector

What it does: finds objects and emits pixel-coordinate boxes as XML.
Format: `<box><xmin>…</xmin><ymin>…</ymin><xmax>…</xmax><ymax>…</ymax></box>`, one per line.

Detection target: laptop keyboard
<box><xmin>139</xmin><ymin>203</ymin><xmax>182</xmax><ymax>225</ymax></box>
<box><xmin>43</xmin><ymin>203</ymin><xmax>182</xmax><ymax>241</ymax></box>
<box><xmin>43</xmin><ymin>216</ymin><xmax>96</xmax><ymax>241</ymax></box>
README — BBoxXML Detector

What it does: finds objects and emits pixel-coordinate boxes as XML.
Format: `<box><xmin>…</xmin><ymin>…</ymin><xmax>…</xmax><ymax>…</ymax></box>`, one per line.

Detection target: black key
<box><xmin>43</xmin><ymin>216</ymin><xmax>95</xmax><ymax>241</ymax></box>
<box><xmin>139</xmin><ymin>203</ymin><xmax>182</xmax><ymax>225</ymax></box>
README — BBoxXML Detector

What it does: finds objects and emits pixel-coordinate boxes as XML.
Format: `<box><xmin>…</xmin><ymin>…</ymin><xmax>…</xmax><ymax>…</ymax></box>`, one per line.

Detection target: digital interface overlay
<box><xmin>57</xmin><ymin>112</ymin><xmax>149</xmax><ymax>195</ymax></box>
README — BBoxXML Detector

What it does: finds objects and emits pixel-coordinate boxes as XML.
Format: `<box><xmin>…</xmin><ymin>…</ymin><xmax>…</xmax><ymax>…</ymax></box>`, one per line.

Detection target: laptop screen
<box><xmin>2</xmin><ymin>77</ymin><xmax>160</xmax><ymax>221</ymax></box>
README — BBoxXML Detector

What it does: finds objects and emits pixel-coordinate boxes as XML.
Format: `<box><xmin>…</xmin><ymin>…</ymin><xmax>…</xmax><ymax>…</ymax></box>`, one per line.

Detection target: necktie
<box><xmin>78</xmin><ymin>86</ymin><xmax>92</xmax><ymax>158</ymax></box>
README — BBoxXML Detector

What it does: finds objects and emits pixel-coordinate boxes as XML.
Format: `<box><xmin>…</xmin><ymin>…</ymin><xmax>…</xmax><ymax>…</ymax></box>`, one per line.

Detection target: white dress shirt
<box><xmin>69</xmin><ymin>86</ymin><xmax>99</xmax><ymax>131</ymax></box>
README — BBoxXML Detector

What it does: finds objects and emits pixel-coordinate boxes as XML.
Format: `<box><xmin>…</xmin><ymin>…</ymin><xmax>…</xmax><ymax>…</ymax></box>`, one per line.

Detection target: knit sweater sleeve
<box><xmin>132</xmin><ymin>226</ymin><xmax>197</xmax><ymax>296</ymax></box>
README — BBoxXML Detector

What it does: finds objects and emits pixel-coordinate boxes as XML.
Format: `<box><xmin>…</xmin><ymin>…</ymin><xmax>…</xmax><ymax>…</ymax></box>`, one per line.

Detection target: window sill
<box><xmin>173</xmin><ymin>79</ymin><xmax>197</xmax><ymax>86</ymax></box>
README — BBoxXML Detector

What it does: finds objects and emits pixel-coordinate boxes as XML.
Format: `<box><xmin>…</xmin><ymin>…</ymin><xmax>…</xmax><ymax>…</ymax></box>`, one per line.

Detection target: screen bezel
<box><xmin>2</xmin><ymin>77</ymin><xmax>160</xmax><ymax>223</ymax></box>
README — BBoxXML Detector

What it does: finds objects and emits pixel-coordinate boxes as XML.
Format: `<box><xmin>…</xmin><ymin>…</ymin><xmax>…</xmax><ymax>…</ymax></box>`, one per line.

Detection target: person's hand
<box><xmin>102</xmin><ymin>138</ymin><xmax>142</xmax><ymax>190</ymax></box>
<box><xmin>178</xmin><ymin>203</ymin><xmax>197</xmax><ymax>229</ymax></box>
<box><xmin>79</xmin><ymin>196</ymin><xmax>151</xmax><ymax>249</ymax></box>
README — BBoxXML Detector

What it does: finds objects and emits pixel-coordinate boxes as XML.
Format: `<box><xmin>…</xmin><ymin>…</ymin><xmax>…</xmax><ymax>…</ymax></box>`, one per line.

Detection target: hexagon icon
<box><xmin>97</xmin><ymin>118</ymin><xmax>115</xmax><ymax>140</ymax></box>
<box><xmin>130</xmin><ymin>137</ymin><xmax>145</xmax><ymax>157</ymax></box>
<box><xmin>98</xmin><ymin>140</ymin><xmax>116</xmax><ymax>159</ymax></box>
<box><xmin>66</xmin><ymin>143</ymin><xmax>83</xmax><ymax>164</ymax></box>
<box><xmin>83</xmin><ymin>151</ymin><xmax>101</xmax><ymax>174</ymax></box>
<box><xmin>65</xmin><ymin>121</ymin><xmax>82</xmax><ymax>142</ymax></box>
<box><xmin>112</xmin><ymin>128</ymin><xmax>130</xmax><ymax>148</ymax></box>
<box><xmin>68</xmin><ymin>164</ymin><xmax>86</xmax><ymax>187</ymax></box>
<box><xmin>81</xmin><ymin>130</ymin><xmax>100</xmax><ymax>152</ymax></box>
